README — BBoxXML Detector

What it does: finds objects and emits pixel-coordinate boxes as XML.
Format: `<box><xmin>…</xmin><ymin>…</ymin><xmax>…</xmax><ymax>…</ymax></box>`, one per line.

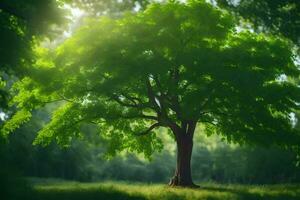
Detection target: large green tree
<box><xmin>3</xmin><ymin>0</ymin><xmax>300</xmax><ymax>187</ymax></box>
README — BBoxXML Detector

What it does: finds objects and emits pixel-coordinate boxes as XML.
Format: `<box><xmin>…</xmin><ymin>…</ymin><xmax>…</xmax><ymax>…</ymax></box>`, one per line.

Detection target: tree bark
<box><xmin>169</xmin><ymin>133</ymin><xmax>199</xmax><ymax>188</ymax></box>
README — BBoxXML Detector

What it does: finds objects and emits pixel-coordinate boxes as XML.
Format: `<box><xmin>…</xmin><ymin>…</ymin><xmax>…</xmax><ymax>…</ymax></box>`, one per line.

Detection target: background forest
<box><xmin>1</xmin><ymin>104</ymin><xmax>300</xmax><ymax>184</ymax></box>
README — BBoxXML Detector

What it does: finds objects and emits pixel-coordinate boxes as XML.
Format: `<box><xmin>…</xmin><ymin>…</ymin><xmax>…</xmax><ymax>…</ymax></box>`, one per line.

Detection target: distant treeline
<box><xmin>1</xmin><ymin>107</ymin><xmax>300</xmax><ymax>184</ymax></box>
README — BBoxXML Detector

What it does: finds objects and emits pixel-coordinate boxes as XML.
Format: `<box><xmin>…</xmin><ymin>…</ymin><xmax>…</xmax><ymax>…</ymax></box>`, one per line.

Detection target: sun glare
<box><xmin>63</xmin><ymin>4</ymin><xmax>84</xmax><ymax>20</ymax></box>
<box><xmin>70</xmin><ymin>7</ymin><xmax>84</xmax><ymax>19</ymax></box>
<box><xmin>61</xmin><ymin>4</ymin><xmax>85</xmax><ymax>38</ymax></box>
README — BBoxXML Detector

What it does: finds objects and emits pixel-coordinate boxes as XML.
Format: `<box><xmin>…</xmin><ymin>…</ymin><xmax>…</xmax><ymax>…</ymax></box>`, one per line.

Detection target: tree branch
<box><xmin>153</xmin><ymin>75</ymin><xmax>181</xmax><ymax>116</ymax></box>
<box><xmin>135</xmin><ymin>122</ymin><xmax>161</xmax><ymax>136</ymax></box>
<box><xmin>57</xmin><ymin>94</ymin><xmax>75</xmax><ymax>103</ymax></box>
<box><xmin>40</xmin><ymin>99</ymin><xmax>64</xmax><ymax>104</ymax></box>
<box><xmin>145</xmin><ymin>76</ymin><xmax>182</xmax><ymax>137</ymax></box>
<box><xmin>111</xmin><ymin>95</ymin><xmax>138</xmax><ymax>108</ymax></box>
<box><xmin>111</xmin><ymin>92</ymin><xmax>153</xmax><ymax>111</ymax></box>
<box><xmin>120</xmin><ymin>93</ymin><xmax>152</xmax><ymax>109</ymax></box>
<box><xmin>116</xmin><ymin>114</ymin><xmax>158</xmax><ymax>121</ymax></box>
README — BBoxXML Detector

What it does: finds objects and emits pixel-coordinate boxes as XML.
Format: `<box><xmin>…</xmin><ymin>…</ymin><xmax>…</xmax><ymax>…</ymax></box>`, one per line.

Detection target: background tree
<box><xmin>3</xmin><ymin>117</ymin><xmax>300</xmax><ymax>184</ymax></box>
<box><xmin>3</xmin><ymin>0</ymin><xmax>300</xmax><ymax>187</ymax></box>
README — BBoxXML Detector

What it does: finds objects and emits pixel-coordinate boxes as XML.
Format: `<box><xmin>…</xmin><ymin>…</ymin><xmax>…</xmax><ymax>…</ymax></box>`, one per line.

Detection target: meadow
<box><xmin>21</xmin><ymin>179</ymin><xmax>300</xmax><ymax>200</ymax></box>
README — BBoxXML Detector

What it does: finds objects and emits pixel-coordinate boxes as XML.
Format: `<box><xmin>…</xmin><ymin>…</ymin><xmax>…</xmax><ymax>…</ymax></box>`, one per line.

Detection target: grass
<box><xmin>24</xmin><ymin>179</ymin><xmax>300</xmax><ymax>200</ymax></box>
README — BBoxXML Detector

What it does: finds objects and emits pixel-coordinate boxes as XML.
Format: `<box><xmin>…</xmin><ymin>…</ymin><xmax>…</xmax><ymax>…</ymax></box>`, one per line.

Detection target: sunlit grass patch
<box><xmin>31</xmin><ymin>180</ymin><xmax>300</xmax><ymax>200</ymax></box>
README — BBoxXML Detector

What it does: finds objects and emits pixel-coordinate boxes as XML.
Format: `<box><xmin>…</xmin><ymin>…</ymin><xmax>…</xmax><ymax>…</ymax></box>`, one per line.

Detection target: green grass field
<box><xmin>24</xmin><ymin>179</ymin><xmax>300</xmax><ymax>200</ymax></box>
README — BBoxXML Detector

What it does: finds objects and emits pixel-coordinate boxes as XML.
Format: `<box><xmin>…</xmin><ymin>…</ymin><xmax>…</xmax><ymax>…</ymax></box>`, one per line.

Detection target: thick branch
<box><xmin>168</xmin><ymin>121</ymin><xmax>182</xmax><ymax>138</ymax></box>
<box><xmin>111</xmin><ymin>95</ymin><xmax>140</xmax><ymax>108</ymax></box>
<box><xmin>58</xmin><ymin>94</ymin><xmax>75</xmax><ymax>103</ymax></box>
<box><xmin>135</xmin><ymin>122</ymin><xmax>161</xmax><ymax>136</ymax></box>
<box><xmin>153</xmin><ymin>75</ymin><xmax>181</xmax><ymax>117</ymax></box>
<box><xmin>117</xmin><ymin>114</ymin><xmax>158</xmax><ymax>121</ymax></box>
<box><xmin>146</xmin><ymin>77</ymin><xmax>183</xmax><ymax>137</ymax></box>
<box><xmin>41</xmin><ymin>99</ymin><xmax>64</xmax><ymax>104</ymax></box>
<box><xmin>120</xmin><ymin>93</ymin><xmax>152</xmax><ymax>109</ymax></box>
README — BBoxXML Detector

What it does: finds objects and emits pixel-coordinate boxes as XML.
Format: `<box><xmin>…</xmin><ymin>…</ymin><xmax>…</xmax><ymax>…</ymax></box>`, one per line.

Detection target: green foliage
<box><xmin>67</xmin><ymin>0</ymin><xmax>152</xmax><ymax>16</ymax></box>
<box><xmin>4</xmin><ymin>0</ymin><xmax>300</xmax><ymax>157</ymax></box>
<box><xmin>0</xmin><ymin>0</ymin><xmax>155</xmax><ymax>111</ymax></box>
<box><xmin>0</xmin><ymin>0</ymin><xmax>68</xmax><ymax>73</ymax></box>
<box><xmin>0</xmin><ymin>109</ymin><xmax>31</xmax><ymax>137</ymax></box>
<box><xmin>216</xmin><ymin>0</ymin><xmax>300</xmax><ymax>46</ymax></box>
<box><xmin>0</xmin><ymin>0</ymin><xmax>69</xmax><ymax>111</ymax></box>
<box><xmin>33</xmin><ymin>103</ymin><xmax>82</xmax><ymax>146</ymax></box>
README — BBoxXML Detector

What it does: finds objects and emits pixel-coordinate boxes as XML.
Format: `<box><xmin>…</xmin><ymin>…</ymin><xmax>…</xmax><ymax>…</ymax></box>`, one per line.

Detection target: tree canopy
<box><xmin>217</xmin><ymin>0</ymin><xmax>300</xmax><ymax>46</ymax></box>
<box><xmin>0</xmin><ymin>0</ymin><xmax>69</xmax><ymax>110</ymax></box>
<box><xmin>2</xmin><ymin>0</ymin><xmax>300</xmax><ymax>186</ymax></box>
<box><xmin>4</xmin><ymin>0</ymin><xmax>300</xmax><ymax>150</ymax></box>
<box><xmin>0</xmin><ymin>0</ymin><xmax>150</xmax><ymax>111</ymax></box>
<box><xmin>67</xmin><ymin>0</ymin><xmax>151</xmax><ymax>16</ymax></box>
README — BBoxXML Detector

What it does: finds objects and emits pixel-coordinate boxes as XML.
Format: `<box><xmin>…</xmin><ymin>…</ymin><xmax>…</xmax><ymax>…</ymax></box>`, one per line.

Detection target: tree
<box><xmin>3</xmin><ymin>0</ymin><xmax>300</xmax><ymax>187</ymax></box>
<box><xmin>216</xmin><ymin>0</ymin><xmax>300</xmax><ymax>46</ymax></box>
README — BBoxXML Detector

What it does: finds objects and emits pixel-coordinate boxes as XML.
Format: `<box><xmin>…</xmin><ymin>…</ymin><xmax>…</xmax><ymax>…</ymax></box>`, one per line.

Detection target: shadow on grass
<box><xmin>31</xmin><ymin>187</ymin><xmax>146</xmax><ymax>200</ymax></box>
<box><xmin>201</xmin><ymin>185</ymin><xmax>300</xmax><ymax>200</ymax></box>
<box><xmin>8</xmin><ymin>181</ymin><xmax>299</xmax><ymax>200</ymax></box>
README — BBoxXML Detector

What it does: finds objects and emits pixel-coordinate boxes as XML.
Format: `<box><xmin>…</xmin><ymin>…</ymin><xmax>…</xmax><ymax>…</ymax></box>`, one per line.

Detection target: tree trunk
<box><xmin>169</xmin><ymin>133</ymin><xmax>199</xmax><ymax>188</ymax></box>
